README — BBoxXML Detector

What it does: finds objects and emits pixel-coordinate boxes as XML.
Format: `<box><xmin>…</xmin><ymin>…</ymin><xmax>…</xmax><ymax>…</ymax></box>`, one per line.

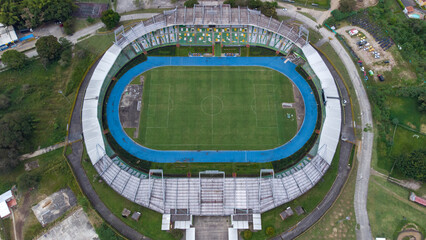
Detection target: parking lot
<box><xmin>336</xmin><ymin>26</ymin><xmax>395</xmax><ymax>74</ymax></box>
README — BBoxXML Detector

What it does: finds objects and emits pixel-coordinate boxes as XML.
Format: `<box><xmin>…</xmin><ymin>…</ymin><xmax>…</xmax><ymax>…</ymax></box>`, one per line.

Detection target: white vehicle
<box><xmin>282</xmin><ymin>8</ymin><xmax>288</xmax><ymax>11</ymax></box>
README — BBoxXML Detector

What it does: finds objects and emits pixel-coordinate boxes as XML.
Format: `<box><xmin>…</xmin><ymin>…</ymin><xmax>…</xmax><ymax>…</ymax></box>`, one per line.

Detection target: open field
<box><xmin>135</xmin><ymin>66</ymin><xmax>297</xmax><ymax>150</ymax></box>
<box><xmin>367</xmin><ymin>175</ymin><xmax>426</xmax><ymax>239</ymax></box>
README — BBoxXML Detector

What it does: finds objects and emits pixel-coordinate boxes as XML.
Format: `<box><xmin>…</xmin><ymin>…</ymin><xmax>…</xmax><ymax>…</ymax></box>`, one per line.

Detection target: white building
<box><xmin>0</xmin><ymin>23</ymin><xmax>18</xmax><ymax>50</ymax></box>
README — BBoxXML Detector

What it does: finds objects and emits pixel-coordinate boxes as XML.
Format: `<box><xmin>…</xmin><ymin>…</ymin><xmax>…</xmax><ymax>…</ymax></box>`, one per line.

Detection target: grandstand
<box><xmin>115</xmin><ymin>5</ymin><xmax>308</xmax><ymax>55</ymax></box>
<box><xmin>81</xmin><ymin>4</ymin><xmax>341</xmax><ymax>233</ymax></box>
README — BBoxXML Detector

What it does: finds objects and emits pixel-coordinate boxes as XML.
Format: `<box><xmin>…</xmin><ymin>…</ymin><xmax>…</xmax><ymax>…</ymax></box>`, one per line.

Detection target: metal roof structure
<box><xmin>81</xmin><ymin>6</ymin><xmax>341</xmax><ymax>217</ymax></box>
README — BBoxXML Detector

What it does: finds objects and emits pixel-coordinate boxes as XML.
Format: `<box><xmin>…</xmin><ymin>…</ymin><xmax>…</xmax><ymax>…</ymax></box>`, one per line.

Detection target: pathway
<box><xmin>19</xmin><ymin>142</ymin><xmax>65</xmax><ymax>160</ymax></box>
<box><xmin>277</xmin><ymin>9</ymin><xmax>374</xmax><ymax>240</ymax></box>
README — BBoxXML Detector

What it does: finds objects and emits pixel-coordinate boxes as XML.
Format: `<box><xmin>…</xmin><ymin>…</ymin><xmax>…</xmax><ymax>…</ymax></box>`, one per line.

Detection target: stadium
<box><xmin>81</xmin><ymin>4</ymin><xmax>341</xmax><ymax>236</ymax></box>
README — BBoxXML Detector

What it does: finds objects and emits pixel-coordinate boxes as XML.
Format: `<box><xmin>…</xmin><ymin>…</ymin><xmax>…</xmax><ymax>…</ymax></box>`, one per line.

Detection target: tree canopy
<box><xmin>101</xmin><ymin>9</ymin><xmax>121</xmax><ymax>30</ymax></box>
<box><xmin>223</xmin><ymin>0</ymin><xmax>278</xmax><ymax>19</ymax></box>
<box><xmin>0</xmin><ymin>0</ymin><xmax>74</xmax><ymax>28</ymax></box>
<box><xmin>394</xmin><ymin>149</ymin><xmax>426</xmax><ymax>182</ymax></box>
<box><xmin>184</xmin><ymin>0</ymin><xmax>199</xmax><ymax>8</ymax></box>
<box><xmin>0</xmin><ymin>112</ymin><xmax>34</xmax><ymax>171</ymax></box>
<box><xmin>2</xmin><ymin>50</ymin><xmax>27</xmax><ymax>70</ymax></box>
<box><xmin>35</xmin><ymin>35</ymin><xmax>62</xmax><ymax>62</ymax></box>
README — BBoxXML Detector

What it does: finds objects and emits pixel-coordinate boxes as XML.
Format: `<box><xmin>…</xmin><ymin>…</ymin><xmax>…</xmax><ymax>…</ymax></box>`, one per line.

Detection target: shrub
<box><xmin>101</xmin><ymin>9</ymin><xmax>121</xmax><ymax>30</ymax></box>
<box><xmin>86</xmin><ymin>16</ymin><xmax>95</xmax><ymax>24</ymax></box>
<box><xmin>1</xmin><ymin>50</ymin><xmax>27</xmax><ymax>70</ymax></box>
<box><xmin>266</xmin><ymin>226</ymin><xmax>275</xmax><ymax>236</ymax></box>
<box><xmin>63</xmin><ymin>19</ymin><xmax>74</xmax><ymax>35</ymax></box>
<box><xmin>394</xmin><ymin>149</ymin><xmax>426</xmax><ymax>181</ymax></box>
<box><xmin>18</xmin><ymin>172</ymin><xmax>41</xmax><ymax>190</ymax></box>
<box><xmin>184</xmin><ymin>0</ymin><xmax>199</xmax><ymax>7</ymax></box>
<box><xmin>242</xmin><ymin>230</ymin><xmax>252</xmax><ymax>240</ymax></box>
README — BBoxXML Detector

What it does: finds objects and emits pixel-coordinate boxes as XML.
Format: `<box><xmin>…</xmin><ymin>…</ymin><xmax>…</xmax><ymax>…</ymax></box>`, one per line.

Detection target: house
<box><xmin>409</xmin><ymin>192</ymin><xmax>426</xmax><ymax>207</ymax></box>
<box><xmin>0</xmin><ymin>190</ymin><xmax>17</xmax><ymax>219</ymax></box>
<box><xmin>415</xmin><ymin>0</ymin><xmax>426</xmax><ymax>7</ymax></box>
<box><xmin>0</xmin><ymin>23</ymin><xmax>18</xmax><ymax>51</ymax></box>
<box><xmin>403</xmin><ymin>6</ymin><xmax>415</xmax><ymax>14</ymax></box>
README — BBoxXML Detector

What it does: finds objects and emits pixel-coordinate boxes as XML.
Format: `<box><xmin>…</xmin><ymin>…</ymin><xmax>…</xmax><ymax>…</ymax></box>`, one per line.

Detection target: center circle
<box><xmin>201</xmin><ymin>96</ymin><xmax>223</xmax><ymax>116</ymax></box>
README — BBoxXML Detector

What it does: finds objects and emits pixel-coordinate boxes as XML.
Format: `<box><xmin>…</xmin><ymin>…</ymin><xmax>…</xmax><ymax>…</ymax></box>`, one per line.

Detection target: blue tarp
<box><xmin>19</xmin><ymin>34</ymin><xmax>34</xmax><ymax>41</ymax></box>
<box><xmin>106</xmin><ymin>57</ymin><xmax>318</xmax><ymax>163</ymax></box>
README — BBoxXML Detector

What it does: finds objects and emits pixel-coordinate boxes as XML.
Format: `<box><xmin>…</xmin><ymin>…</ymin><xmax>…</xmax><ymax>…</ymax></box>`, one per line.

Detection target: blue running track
<box><xmin>106</xmin><ymin>57</ymin><xmax>317</xmax><ymax>163</ymax></box>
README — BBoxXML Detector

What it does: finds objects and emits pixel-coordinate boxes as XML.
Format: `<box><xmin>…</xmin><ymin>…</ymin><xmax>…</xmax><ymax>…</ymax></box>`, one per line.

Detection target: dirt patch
<box><xmin>336</xmin><ymin>26</ymin><xmax>395</xmax><ymax>75</ymax></box>
<box><xmin>406</xmin><ymin>122</ymin><xmax>417</xmax><ymax>130</ymax></box>
<box><xmin>14</xmin><ymin>192</ymin><xmax>33</xmax><ymax>240</ymax></box>
<box><xmin>24</xmin><ymin>161</ymin><xmax>39</xmax><ymax>171</ymax></box>
<box><xmin>420</xmin><ymin>124</ymin><xmax>426</xmax><ymax>134</ymax></box>
<box><xmin>292</xmin><ymin>83</ymin><xmax>305</xmax><ymax>131</ymax></box>
<box><xmin>119</xmin><ymin>83</ymin><xmax>143</xmax><ymax>134</ymax></box>
<box><xmin>355</xmin><ymin>0</ymin><xmax>379</xmax><ymax>10</ymax></box>
<box><xmin>397</xmin><ymin>229</ymin><xmax>423</xmax><ymax>240</ymax></box>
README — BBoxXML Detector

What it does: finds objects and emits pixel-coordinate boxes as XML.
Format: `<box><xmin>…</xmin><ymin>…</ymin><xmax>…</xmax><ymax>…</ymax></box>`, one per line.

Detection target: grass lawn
<box><xmin>367</xmin><ymin>175</ymin><xmax>426</xmax><ymax>239</ymax></box>
<box><xmin>374</xmin><ymin>124</ymin><xmax>425</xmax><ymax>174</ymax></box>
<box><xmin>82</xmin><ymin>157</ymin><xmax>181</xmax><ymax>240</ymax></box>
<box><xmin>293</xmin><ymin>0</ymin><xmax>330</xmax><ymax>8</ymax></box>
<box><xmin>387</xmin><ymin>96</ymin><xmax>425</xmax><ymax>130</ymax></box>
<box><xmin>0</xmin><ymin>61</ymin><xmax>73</xmax><ymax>151</ymax></box>
<box><xmin>135</xmin><ymin>66</ymin><xmax>297</xmax><ymax>150</ymax></box>
<box><xmin>250</xmin><ymin>143</ymin><xmax>342</xmax><ymax>239</ymax></box>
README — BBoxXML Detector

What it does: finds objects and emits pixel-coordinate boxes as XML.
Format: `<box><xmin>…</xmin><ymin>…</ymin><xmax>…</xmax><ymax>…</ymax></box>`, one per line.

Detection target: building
<box><xmin>409</xmin><ymin>192</ymin><xmax>426</xmax><ymax>207</ymax></box>
<box><xmin>0</xmin><ymin>23</ymin><xmax>18</xmax><ymax>51</ymax></box>
<box><xmin>415</xmin><ymin>0</ymin><xmax>426</xmax><ymax>7</ymax></box>
<box><xmin>403</xmin><ymin>6</ymin><xmax>415</xmax><ymax>14</ymax></box>
<box><xmin>0</xmin><ymin>190</ymin><xmax>17</xmax><ymax>219</ymax></box>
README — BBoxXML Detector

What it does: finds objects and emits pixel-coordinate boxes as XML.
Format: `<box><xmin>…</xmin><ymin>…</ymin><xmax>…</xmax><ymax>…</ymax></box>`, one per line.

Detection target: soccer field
<box><xmin>134</xmin><ymin>66</ymin><xmax>298</xmax><ymax>150</ymax></box>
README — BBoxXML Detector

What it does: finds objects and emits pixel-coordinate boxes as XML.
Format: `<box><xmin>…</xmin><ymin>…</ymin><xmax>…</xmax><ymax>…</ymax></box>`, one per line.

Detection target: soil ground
<box><xmin>336</xmin><ymin>26</ymin><xmax>395</xmax><ymax>73</ymax></box>
<box><xmin>14</xmin><ymin>192</ymin><xmax>32</xmax><ymax>240</ymax></box>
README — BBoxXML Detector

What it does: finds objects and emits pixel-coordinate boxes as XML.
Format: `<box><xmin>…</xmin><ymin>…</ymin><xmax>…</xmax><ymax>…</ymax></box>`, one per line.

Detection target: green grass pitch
<box><xmin>134</xmin><ymin>66</ymin><xmax>298</xmax><ymax>150</ymax></box>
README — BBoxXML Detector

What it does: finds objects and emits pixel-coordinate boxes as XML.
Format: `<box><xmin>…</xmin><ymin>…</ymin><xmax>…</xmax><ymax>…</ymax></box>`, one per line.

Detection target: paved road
<box><xmin>273</xmin><ymin>45</ymin><xmax>355</xmax><ymax>239</ymax></box>
<box><xmin>66</xmin><ymin>58</ymin><xmax>149</xmax><ymax>240</ymax></box>
<box><xmin>278</xmin><ymin>9</ymin><xmax>374</xmax><ymax>240</ymax></box>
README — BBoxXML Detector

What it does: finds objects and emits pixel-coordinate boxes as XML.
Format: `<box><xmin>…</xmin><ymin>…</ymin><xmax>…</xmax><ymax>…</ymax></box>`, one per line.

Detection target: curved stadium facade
<box><xmin>81</xmin><ymin>4</ymin><xmax>342</xmax><ymax>231</ymax></box>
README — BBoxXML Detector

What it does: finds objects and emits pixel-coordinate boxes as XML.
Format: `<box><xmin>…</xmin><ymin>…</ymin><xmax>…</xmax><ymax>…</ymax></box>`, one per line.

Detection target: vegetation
<box><xmin>0</xmin><ymin>0</ymin><xmax>74</xmax><ymax>28</ymax></box>
<box><xmin>96</xmin><ymin>223</ymin><xmax>125</xmax><ymax>240</ymax></box>
<box><xmin>224</xmin><ymin>0</ymin><xmax>278</xmax><ymax>19</ymax></box>
<box><xmin>298</xmin><ymin>149</ymin><xmax>357</xmax><ymax>240</ymax></box>
<box><xmin>136</xmin><ymin>66</ymin><xmax>296</xmax><ymax>150</ymax></box>
<box><xmin>242</xmin><ymin>230</ymin><xmax>253</xmax><ymax>239</ymax></box>
<box><xmin>101</xmin><ymin>9</ymin><xmax>121</xmax><ymax>30</ymax></box>
<box><xmin>394</xmin><ymin>150</ymin><xmax>425</xmax><ymax>181</ymax></box>
<box><xmin>367</xmin><ymin>175</ymin><xmax>426</xmax><ymax>239</ymax></box>
<box><xmin>1</xmin><ymin>50</ymin><xmax>28</xmax><ymax>70</ymax></box>
<box><xmin>251</xmin><ymin>144</ymin><xmax>342</xmax><ymax>239</ymax></box>
<box><xmin>338</xmin><ymin>0</ymin><xmax>356</xmax><ymax>13</ymax></box>
<box><xmin>82</xmin><ymin>157</ymin><xmax>182</xmax><ymax>240</ymax></box>
<box><xmin>35</xmin><ymin>35</ymin><xmax>63</xmax><ymax>62</ymax></box>
<box><xmin>0</xmin><ymin>112</ymin><xmax>34</xmax><ymax>171</ymax></box>
<box><xmin>184</xmin><ymin>0</ymin><xmax>199</xmax><ymax>7</ymax></box>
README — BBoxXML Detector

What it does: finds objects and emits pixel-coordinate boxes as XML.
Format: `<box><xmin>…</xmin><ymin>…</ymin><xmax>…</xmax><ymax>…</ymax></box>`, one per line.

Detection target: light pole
<box><xmin>58</xmin><ymin>90</ymin><xmax>70</xmax><ymax>104</ymax></box>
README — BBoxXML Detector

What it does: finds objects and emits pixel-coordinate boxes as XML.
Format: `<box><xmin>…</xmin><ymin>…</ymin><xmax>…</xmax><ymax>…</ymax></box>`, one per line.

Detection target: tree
<box><xmin>35</xmin><ymin>35</ymin><xmax>62</xmax><ymax>62</ymax></box>
<box><xmin>0</xmin><ymin>112</ymin><xmax>34</xmax><ymax>171</ymax></box>
<box><xmin>394</xmin><ymin>150</ymin><xmax>426</xmax><ymax>182</ymax></box>
<box><xmin>418</xmin><ymin>94</ymin><xmax>426</xmax><ymax>113</ymax></box>
<box><xmin>339</xmin><ymin>0</ymin><xmax>356</xmax><ymax>12</ymax></box>
<box><xmin>101</xmin><ymin>9</ymin><xmax>121</xmax><ymax>30</ymax></box>
<box><xmin>0</xmin><ymin>0</ymin><xmax>74</xmax><ymax>28</ymax></box>
<box><xmin>1</xmin><ymin>50</ymin><xmax>27</xmax><ymax>70</ymax></box>
<box><xmin>266</xmin><ymin>226</ymin><xmax>275</xmax><ymax>236</ymax></box>
<box><xmin>184</xmin><ymin>0</ymin><xmax>199</xmax><ymax>8</ymax></box>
